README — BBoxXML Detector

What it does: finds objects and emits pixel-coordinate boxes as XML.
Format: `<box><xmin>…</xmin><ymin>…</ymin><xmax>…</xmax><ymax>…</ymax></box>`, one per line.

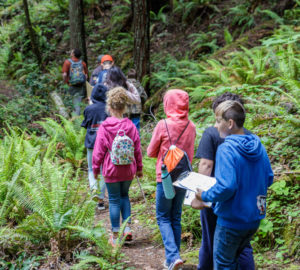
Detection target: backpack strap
<box><xmin>68</xmin><ymin>58</ymin><xmax>73</xmax><ymax>64</ymax></box>
<box><xmin>174</xmin><ymin>121</ymin><xmax>190</xmax><ymax>145</ymax></box>
<box><xmin>164</xmin><ymin>120</ymin><xmax>190</xmax><ymax>146</ymax></box>
<box><xmin>163</xmin><ymin>119</ymin><xmax>173</xmax><ymax>145</ymax></box>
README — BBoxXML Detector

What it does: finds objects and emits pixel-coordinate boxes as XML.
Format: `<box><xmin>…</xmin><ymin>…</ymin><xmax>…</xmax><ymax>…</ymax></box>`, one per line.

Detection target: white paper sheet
<box><xmin>173</xmin><ymin>171</ymin><xmax>216</xmax><ymax>192</ymax></box>
<box><xmin>183</xmin><ymin>190</ymin><xmax>212</xmax><ymax>207</ymax></box>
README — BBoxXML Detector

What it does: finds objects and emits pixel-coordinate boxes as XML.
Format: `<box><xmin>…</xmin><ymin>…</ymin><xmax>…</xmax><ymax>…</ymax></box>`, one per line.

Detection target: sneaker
<box><xmin>123</xmin><ymin>226</ymin><xmax>132</xmax><ymax>241</ymax></box>
<box><xmin>97</xmin><ymin>202</ymin><xmax>105</xmax><ymax>210</ymax></box>
<box><xmin>163</xmin><ymin>260</ymin><xmax>169</xmax><ymax>269</ymax></box>
<box><xmin>109</xmin><ymin>235</ymin><xmax>117</xmax><ymax>248</ymax></box>
<box><xmin>168</xmin><ymin>258</ymin><xmax>183</xmax><ymax>270</ymax></box>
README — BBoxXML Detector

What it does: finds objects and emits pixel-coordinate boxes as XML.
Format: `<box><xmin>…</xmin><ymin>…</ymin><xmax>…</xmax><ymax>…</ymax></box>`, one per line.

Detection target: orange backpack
<box><xmin>162</xmin><ymin>120</ymin><xmax>192</xmax><ymax>182</ymax></box>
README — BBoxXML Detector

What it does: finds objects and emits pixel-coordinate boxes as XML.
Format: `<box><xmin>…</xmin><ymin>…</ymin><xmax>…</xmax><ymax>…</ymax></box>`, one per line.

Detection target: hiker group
<box><xmin>62</xmin><ymin>49</ymin><xmax>273</xmax><ymax>270</ymax></box>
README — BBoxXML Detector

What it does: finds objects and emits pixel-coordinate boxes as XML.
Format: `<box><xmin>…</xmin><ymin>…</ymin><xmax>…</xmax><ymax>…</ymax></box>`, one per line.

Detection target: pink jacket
<box><xmin>92</xmin><ymin>117</ymin><xmax>143</xmax><ymax>183</ymax></box>
<box><xmin>147</xmin><ymin>89</ymin><xmax>196</xmax><ymax>182</ymax></box>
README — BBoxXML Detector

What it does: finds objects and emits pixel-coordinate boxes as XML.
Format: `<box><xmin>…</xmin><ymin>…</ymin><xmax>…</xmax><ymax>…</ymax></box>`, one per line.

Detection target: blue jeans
<box><xmin>213</xmin><ymin>224</ymin><xmax>258</xmax><ymax>270</ymax></box>
<box><xmin>106</xmin><ymin>180</ymin><xmax>132</xmax><ymax>232</ymax></box>
<box><xmin>156</xmin><ymin>182</ymin><xmax>186</xmax><ymax>265</ymax></box>
<box><xmin>198</xmin><ymin>208</ymin><xmax>255</xmax><ymax>270</ymax></box>
<box><xmin>87</xmin><ymin>148</ymin><xmax>106</xmax><ymax>199</ymax></box>
<box><xmin>130</xmin><ymin>117</ymin><xmax>140</xmax><ymax>132</ymax></box>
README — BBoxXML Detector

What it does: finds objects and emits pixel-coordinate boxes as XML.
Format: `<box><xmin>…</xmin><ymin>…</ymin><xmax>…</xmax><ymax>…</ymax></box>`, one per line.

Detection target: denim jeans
<box><xmin>87</xmin><ymin>148</ymin><xmax>106</xmax><ymax>199</ymax></box>
<box><xmin>156</xmin><ymin>182</ymin><xmax>186</xmax><ymax>265</ymax></box>
<box><xmin>130</xmin><ymin>117</ymin><xmax>140</xmax><ymax>132</ymax></box>
<box><xmin>213</xmin><ymin>224</ymin><xmax>258</xmax><ymax>270</ymax></box>
<box><xmin>106</xmin><ymin>180</ymin><xmax>132</xmax><ymax>232</ymax></box>
<box><xmin>198</xmin><ymin>208</ymin><xmax>255</xmax><ymax>270</ymax></box>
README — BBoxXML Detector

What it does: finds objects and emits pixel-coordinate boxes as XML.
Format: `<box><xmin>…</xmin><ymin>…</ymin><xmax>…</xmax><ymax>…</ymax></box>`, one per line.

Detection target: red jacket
<box><xmin>147</xmin><ymin>89</ymin><xmax>196</xmax><ymax>182</ymax></box>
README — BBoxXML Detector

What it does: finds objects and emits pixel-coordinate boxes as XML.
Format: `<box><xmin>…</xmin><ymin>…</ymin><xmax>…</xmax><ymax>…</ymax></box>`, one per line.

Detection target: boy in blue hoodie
<box><xmin>194</xmin><ymin>100</ymin><xmax>273</xmax><ymax>269</ymax></box>
<box><xmin>81</xmin><ymin>84</ymin><xmax>108</xmax><ymax>210</ymax></box>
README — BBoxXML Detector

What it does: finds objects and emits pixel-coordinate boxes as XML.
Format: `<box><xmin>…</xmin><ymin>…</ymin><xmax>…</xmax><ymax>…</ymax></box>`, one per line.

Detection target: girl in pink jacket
<box><xmin>93</xmin><ymin>87</ymin><xmax>143</xmax><ymax>246</ymax></box>
<box><xmin>147</xmin><ymin>89</ymin><xmax>196</xmax><ymax>270</ymax></box>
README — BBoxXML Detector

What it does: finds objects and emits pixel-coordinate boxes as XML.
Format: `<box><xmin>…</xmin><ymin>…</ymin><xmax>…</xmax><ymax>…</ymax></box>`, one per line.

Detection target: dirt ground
<box><xmin>95</xmin><ymin>203</ymin><xmax>197</xmax><ymax>270</ymax></box>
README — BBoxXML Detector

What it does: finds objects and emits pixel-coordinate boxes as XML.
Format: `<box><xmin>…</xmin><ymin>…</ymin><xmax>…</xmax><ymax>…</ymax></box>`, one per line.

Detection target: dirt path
<box><xmin>95</xmin><ymin>204</ymin><xmax>167</xmax><ymax>270</ymax></box>
<box><xmin>95</xmin><ymin>202</ymin><xmax>197</xmax><ymax>270</ymax></box>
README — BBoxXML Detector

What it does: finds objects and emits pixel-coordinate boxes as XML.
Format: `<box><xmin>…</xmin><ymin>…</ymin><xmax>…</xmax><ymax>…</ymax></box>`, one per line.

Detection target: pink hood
<box><xmin>147</xmin><ymin>89</ymin><xmax>196</xmax><ymax>182</ymax></box>
<box><xmin>93</xmin><ymin>117</ymin><xmax>143</xmax><ymax>182</ymax></box>
<box><xmin>164</xmin><ymin>89</ymin><xmax>189</xmax><ymax>122</ymax></box>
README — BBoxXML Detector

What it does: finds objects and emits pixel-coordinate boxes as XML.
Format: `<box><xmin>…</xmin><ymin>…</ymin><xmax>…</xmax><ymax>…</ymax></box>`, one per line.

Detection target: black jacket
<box><xmin>81</xmin><ymin>84</ymin><xmax>108</xmax><ymax>148</ymax></box>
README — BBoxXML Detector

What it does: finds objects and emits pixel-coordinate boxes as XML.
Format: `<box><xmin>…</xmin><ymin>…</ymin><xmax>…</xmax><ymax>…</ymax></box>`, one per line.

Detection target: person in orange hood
<box><xmin>147</xmin><ymin>89</ymin><xmax>196</xmax><ymax>270</ymax></box>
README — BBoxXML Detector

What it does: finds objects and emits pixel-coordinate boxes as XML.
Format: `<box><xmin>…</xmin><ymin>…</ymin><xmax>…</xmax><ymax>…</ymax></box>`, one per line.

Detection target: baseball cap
<box><xmin>101</xmin><ymin>54</ymin><xmax>113</xmax><ymax>64</ymax></box>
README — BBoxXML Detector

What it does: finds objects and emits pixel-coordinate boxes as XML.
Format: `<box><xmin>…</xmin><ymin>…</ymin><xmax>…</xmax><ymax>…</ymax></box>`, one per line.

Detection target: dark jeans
<box><xmin>198</xmin><ymin>208</ymin><xmax>255</xmax><ymax>270</ymax></box>
<box><xmin>213</xmin><ymin>224</ymin><xmax>258</xmax><ymax>270</ymax></box>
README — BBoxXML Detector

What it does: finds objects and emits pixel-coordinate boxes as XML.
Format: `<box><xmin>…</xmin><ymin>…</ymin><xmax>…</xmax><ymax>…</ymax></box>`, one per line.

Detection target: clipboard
<box><xmin>86</xmin><ymin>81</ymin><xmax>93</xmax><ymax>98</ymax></box>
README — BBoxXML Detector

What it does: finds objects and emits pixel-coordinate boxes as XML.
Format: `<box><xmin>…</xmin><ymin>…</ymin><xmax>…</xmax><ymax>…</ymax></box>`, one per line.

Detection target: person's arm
<box><xmin>198</xmin><ymin>158</ymin><xmax>214</xmax><ymax>176</ymax></box>
<box><xmin>92</xmin><ymin>125</ymin><xmax>107</xmax><ymax>178</ymax></box>
<box><xmin>147</xmin><ymin>121</ymin><xmax>163</xmax><ymax>158</ymax></box>
<box><xmin>126</xmin><ymin>81</ymin><xmax>141</xmax><ymax>104</ymax></box>
<box><xmin>200</xmin><ymin>145</ymin><xmax>237</xmax><ymax>203</ymax></box>
<box><xmin>83</xmin><ymin>61</ymin><xmax>88</xmax><ymax>79</ymax></box>
<box><xmin>132</xmin><ymin>125</ymin><xmax>143</xmax><ymax>178</ymax></box>
<box><xmin>62</xmin><ymin>60</ymin><xmax>70</xmax><ymax>83</ymax></box>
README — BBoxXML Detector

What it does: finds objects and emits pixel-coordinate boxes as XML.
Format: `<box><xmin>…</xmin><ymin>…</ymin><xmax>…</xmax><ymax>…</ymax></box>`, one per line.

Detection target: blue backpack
<box><xmin>97</xmin><ymin>69</ymin><xmax>108</xmax><ymax>84</ymax></box>
<box><xmin>69</xmin><ymin>59</ymin><xmax>86</xmax><ymax>85</ymax></box>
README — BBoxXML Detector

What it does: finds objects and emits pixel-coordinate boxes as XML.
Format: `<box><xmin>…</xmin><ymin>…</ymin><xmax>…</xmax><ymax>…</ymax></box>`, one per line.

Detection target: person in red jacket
<box><xmin>62</xmin><ymin>48</ymin><xmax>88</xmax><ymax>115</ymax></box>
<box><xmin>147</xmin><ymin>89</ymin><xmax>196</xmax><ymax>270</ymax></box>
<box><xmin>92</xmin><ymin>87</ymin><xmax>143</xmax><ymax>246</ymax></box>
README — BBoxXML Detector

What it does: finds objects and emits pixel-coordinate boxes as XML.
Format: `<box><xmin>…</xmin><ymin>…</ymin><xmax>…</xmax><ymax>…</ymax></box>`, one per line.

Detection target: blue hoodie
<box><xmin>81</xmin><ymin>84</ymin><xmax>108</xmax><ymax>149</ymax></box>
<box><xmin>201</xmin><ymin>134</ymin><xmax>273</xmax><ymax>230</ymax></box>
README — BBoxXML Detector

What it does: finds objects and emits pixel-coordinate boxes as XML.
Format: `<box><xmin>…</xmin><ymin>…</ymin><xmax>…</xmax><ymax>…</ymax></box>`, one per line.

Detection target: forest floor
<box><xmin>95</xmin><ymin>199</ymin><xmax>198</xmax><ymax>270</ymax></box>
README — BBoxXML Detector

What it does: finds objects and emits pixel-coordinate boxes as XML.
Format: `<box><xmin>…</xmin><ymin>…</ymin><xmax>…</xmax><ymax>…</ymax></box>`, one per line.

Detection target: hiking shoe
<box><xmin>123</xmin><ymin>226</ymin><xmax>132</xmax><ymax>241</ymax></box>
<box><xmin>168</xmin><ymin>258</ymin><xmax>183</xmax><ymax>270</ymax></box>
<box><xmin>109</xmin><ymin>235</ymin><xmax>117</xmax><ymax>248</ymax></box>
<box><xmin>97</xmin><ymin>202</ymin><xmax>105</xmax><ymax>210</ymax></box>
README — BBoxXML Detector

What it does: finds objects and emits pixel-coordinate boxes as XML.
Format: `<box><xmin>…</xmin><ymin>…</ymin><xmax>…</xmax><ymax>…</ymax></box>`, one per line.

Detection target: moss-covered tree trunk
<box><xmin>133</xmin><ymin>0</ymin><xmax>150</xmax><ymax>94</ymax></box>
<box><xmin>22</xmin><ymin>0</ymin><xmax>42</xmax><ymax>67</ymax></box>
<box><xmin>69</xmin><ymin>0</ymin><xmax>88</xmax><ymax>65</ymax></box>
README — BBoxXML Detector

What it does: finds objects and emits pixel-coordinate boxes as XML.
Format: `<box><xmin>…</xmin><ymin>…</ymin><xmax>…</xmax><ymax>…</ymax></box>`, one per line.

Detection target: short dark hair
<box><xmin>212</xmin><ymin>92</ymin><xmax>244</xmax><ymax>112</ymax></box>
<box><xmin>73</xmin><ymin>49</ymin><xmax>82</xmax><ymax>58</ymax></box>
<box><xmin>215</xmin><ymin>100</ymin><xmax>246</xmax><ymax>128</ymax></box>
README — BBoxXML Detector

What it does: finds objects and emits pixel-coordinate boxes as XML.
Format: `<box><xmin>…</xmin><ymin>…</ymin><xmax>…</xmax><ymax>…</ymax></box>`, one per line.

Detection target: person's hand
<box><xmin>94</xmin><ymin>173</ymin><xmax>99</xmax><ymax>180</ymax></box>
<box><xmin>195</xmin><ymin>188</ymin><xmax>204</xmax><ymax>201</ymax></box>
<box><xmin>136</xmin><ymin>171</ymin><xmax>143</xmax><ymax>178</ymax></box>
<box><xmin>191</xmin><ymin>198</ymin><xmax>208</xmax><ymax>210</ymax></box>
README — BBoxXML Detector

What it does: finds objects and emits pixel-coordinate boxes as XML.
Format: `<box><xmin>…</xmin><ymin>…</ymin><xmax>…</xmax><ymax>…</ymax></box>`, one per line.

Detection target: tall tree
<box><xmin>69</xmin><ymin>0</ymin><xmax>87</xmax><ymax>64</ymax></box>
<box><xmin>133</xmin><ymin>0</ymin><xmax>150</xmax><ymax>94</ymax></box>
<box><xmin>22</xmin><ymin>0</ymin><xmax>42</xmax><ymax>66</ymax></box>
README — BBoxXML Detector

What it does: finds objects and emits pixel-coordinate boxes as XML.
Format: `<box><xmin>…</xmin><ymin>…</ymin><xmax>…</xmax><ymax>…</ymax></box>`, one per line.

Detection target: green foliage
<box><xmin>150</xmin><ymin>5</ymin><xmax>168</xmax><ymax>24</ymax></box>
<box><xmin>189</xmin><ymin>31</ymin><xmax>219</xmax><ymax>55</ymax></box>
<box><xmin>173</xmin><ymin>0</ymin><xmax>218</xmax><ymax>23</ymax></box>
<box><xmin>37</xmin><ymin>116</ymin><xmax>86</xmax><ymax>167</ymax></box>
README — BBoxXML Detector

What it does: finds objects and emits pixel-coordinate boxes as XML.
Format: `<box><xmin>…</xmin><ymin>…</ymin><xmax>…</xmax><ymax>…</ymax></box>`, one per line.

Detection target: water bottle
<box><xmin>161</xmin><ymin>164</ymin><xmax>175</xmax><ymax>199</ymax></box>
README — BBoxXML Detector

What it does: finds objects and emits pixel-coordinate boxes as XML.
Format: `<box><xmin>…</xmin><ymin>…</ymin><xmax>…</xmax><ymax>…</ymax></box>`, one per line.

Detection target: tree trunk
<box><xmin>133</xmin><ymin>0</ymin><xmax>150</xmax><ymax>95</ymax></box>
<box><xmin>69</xmin><ymin>0</ymin><xmax>88</xmax><ymax>65</ymax></box>
<box><xmin>22</xmin><ymin>0</ymin><xmax>42</xmax><ymax>67</ymax></box>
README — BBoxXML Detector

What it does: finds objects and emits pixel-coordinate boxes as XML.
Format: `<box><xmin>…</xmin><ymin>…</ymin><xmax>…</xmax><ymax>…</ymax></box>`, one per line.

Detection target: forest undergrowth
<box><xmin>0</xmin><ymin>0</ymin><xmax>299</xmax><ymax>269</ymax></box>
